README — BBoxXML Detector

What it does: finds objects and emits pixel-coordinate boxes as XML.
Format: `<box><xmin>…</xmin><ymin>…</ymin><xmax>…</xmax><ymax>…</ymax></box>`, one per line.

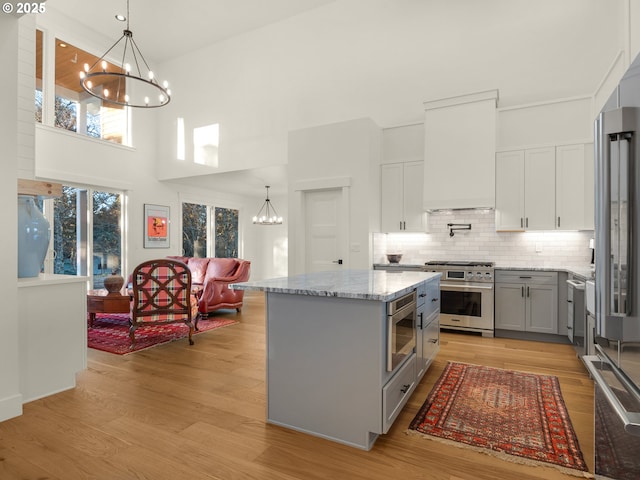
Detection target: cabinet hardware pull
<box><xmin>419</xmin><ymin>293</ymin><xmax>427</xmax><ymax>297</ymax></box>
<box><xmin>519</xmin><ymin>276</ymin><xmax>532</xmax><ymax>279</ymax></box>
<box><xmin>419</xmin><ymin>312</ymin><xmax>423</xmax><ymax>329</ymax></box>
<box><xmin>526</xmin><ymin>217</ymin><xmax>529</xmax><ymax>228</ymax></box>
<box><xmin>521</xmin><ymin>286</ymin><xmax>524</xmax><ymax>297</ymax></box>
<box><xmin>400</xmin><ymin>384</ymin><xmax>411</xmax><ymax>394</ymax></box>
<box><xmin>399</xmin><ymin>221</ymin><xmax>402</xmax><ymax>230</ymax></box>
<box><xmin>403</xmin><ymin>221</ymin><xmax>406</xmax><ymax>230</ymax></box>
<box><xmin>568</xmin><ymin>299</ymin><xmax>573</xmax><ymax>303</ymax></box>
<box><xmin>558</xmin><ymin>216</ymin><xmax>561</xmax><ymax>228</ymax></box>
<box><xmin>527</xmin><ymin>286</ymin><xmax>530</xmax><ymax>297</ymax></box>
<box><xmin>429</xmin><ymin>338</ymin><xmax>438</xmax><ymax>343</ymax></box>
<box><xmin>567</xmin><ymin>326</ymin><xmax>573</xmax><ymax>330</ymax></box>
<box><xmin>520</xmin><ymin>218</ymin><xmax>523</xmax><ymax>228</ymax></box>
<box><xmin>431</xmin><ymin>298</ymin><xmax>438</xmax><ymax>302</ymax></box>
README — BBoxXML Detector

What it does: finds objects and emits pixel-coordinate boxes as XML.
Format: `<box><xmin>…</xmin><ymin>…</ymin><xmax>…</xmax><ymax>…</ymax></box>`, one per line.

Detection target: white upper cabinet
<box><xmin>495</xmin><ymin>147</ymin><xmax>555</xmax><ymax>231</ymax></box>
<box><xmin>495</xmin><ymin>150</ymin><xmax>525</xmax><ymax>230</ymax></box>
<box><xmin>496</xmin><ymin>143</ymin><xmax>594</xmax><ymax>231</ymax></box>
<box><xmin>524</xmin><ymin>147</ymin><xmax>556</xmax><ymax>230</ymax></box>
<box><xmin>381</xmin><ymin>161</ymin><xmax>425</xmax><ymax>232</ymax></box>
<box><xmin>556</xmin><ymin>143</ymin><xmax>594</xmax><ymax>230</ymax></box>
<box><xmin>423</xmin><ymin>90</ymin><xmax>498</xmax><ymax>211</ymax></box>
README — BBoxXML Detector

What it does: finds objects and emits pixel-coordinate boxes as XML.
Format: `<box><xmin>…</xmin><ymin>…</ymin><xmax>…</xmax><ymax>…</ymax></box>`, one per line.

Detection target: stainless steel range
<box><xmin>423</xmin><ymin>261</ymin><xmax>494</xmax><ymax>337</ymax></box>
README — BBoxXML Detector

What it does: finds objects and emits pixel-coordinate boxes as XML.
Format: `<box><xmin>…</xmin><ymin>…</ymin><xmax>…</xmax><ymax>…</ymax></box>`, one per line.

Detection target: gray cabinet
<box><xmin>260</xmin><ymin>274</ymin><xmax>440</xmax><ymax>450</ymax></box>
<box><xmin>382</xmin><ymin>353</ymin><xmax>416</xmax><ymax>433</ymax></box>
<box><xmin>494</xmin><ymin>270</ymin><xmax>558</xmax><ymax>334</ymax></box>
<box><xmin>415</xmin><ymin>280</ymin><xmax>440</xmax><ymax>380</ymax></box>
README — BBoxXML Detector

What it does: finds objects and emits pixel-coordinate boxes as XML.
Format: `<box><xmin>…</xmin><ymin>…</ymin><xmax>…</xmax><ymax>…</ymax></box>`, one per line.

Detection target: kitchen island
<box><xmin>232</xmin><ymin>269</ymin><xmax>440</xmax><ymax>450</ymax></box>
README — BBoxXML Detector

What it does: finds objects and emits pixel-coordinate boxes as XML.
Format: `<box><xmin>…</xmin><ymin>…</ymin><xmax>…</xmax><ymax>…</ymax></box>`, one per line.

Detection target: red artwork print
<box><xmin>148</xmin><ymin>216</ymin><xmax>167</xmax><ymax>238</ymax></box>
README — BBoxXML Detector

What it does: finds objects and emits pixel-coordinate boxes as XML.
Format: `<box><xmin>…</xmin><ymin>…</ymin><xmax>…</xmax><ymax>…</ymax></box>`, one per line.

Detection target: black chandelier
<box><xmin>79</xmin><ymin>0</ymin><xmax>170</xmax><ymax>108</ymax></box>
<box><xmin>253</xmin><ymin>186</ymin><xmax>283</xmax><ymax>225</ymax></box>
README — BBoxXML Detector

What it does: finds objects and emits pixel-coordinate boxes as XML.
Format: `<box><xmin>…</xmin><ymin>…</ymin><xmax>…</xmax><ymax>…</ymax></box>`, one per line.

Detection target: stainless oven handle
<box><xmin>440</xmin><ymin>283</ymin><xmax>493</xmax><ymax>290</ymax></box>
<box><xmin>389</xmin><ymin>301</ymin><xmax>417</xmax><ymax>320</ymax></box>
<box><xmin>583</xmin><ymin>354</ymin><xmax>640</xmax><ymax>437</ymax></box>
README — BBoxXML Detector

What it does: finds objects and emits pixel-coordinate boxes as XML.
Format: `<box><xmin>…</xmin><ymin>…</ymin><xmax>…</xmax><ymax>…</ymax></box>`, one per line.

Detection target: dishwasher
<box><xmin>566</xmin><ymin>278</ymin><xmax>586</xmax><ymax>356</ymax></box>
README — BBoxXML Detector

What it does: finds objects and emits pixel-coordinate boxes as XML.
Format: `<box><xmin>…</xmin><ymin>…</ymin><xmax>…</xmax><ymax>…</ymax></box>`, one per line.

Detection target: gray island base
<box><xmin>232</xmin><ymin>269</ymin><xmax>440</xmax><ymax>450</ymax></box>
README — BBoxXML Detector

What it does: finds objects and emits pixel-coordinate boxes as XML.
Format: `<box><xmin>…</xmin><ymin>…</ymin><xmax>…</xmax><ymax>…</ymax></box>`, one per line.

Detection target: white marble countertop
<box><xmin>231</xmin><ymin>269</ymin><xmax>441</xmax><ymax>301</ymax></box>
<box><xmin>495</xmin><ymin>265</ymin><xmax>595</xmax><ymax>280</ymax></box>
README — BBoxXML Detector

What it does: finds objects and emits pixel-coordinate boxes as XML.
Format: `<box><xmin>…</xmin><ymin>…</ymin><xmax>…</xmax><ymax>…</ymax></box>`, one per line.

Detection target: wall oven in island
<box><xmin>423</xmin><ymin>261</ymin><xmax>494</xmax><ymax>337</ymax></box>
<box><xmin>387</xmin><ymin>290</ymin><xmax>417</xmax><ymax>372</ymax></box>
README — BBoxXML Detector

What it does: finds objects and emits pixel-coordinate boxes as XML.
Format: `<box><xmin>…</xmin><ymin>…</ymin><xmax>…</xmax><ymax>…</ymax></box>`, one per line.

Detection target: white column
<box><xmin>0</xmin><ymin>12</ymin><xmax>24</xmax><ymax>421</ymax></box>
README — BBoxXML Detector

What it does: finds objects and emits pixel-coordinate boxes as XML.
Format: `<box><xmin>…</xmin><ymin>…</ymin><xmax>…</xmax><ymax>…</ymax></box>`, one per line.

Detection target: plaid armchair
<box><xmin>129</xmin><ymin>259</ymin><xmax>198</xmax><ymax>349</ymax></box>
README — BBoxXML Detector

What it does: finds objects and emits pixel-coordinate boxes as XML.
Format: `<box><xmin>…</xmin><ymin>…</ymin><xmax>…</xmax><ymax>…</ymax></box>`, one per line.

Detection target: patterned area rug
<box><xmin>409</xmin><ymin>362</ymin><xmax>591</xmax><ymax>477</ymax></box>
<box><xmin>88</xmin><ymin>313</ymin><xmax>237</xmax><ymax>355</ymax></box>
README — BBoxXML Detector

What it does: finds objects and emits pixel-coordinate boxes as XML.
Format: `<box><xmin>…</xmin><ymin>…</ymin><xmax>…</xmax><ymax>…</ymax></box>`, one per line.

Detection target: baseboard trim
<box><xmin>494</xmin><ymin>329</ymin><xmax>571</xmax><ymax>345</ymax></box>
<box><xmin>0</xmin><ymin>393</ymin><xmax>23</xmax><ymax>422</ymax></box>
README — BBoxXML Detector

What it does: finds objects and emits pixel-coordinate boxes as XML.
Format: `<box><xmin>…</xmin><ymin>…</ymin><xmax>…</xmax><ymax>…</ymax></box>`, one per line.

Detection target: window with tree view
<box><xmin>215</xmin><ymin>207</ymin><xmax>238</xmax><ymax>258</ymax></box>
<box><xmin>52</xmin><ymin>187</ymin><xmax>122</xmax><ymax>289</ymax></box>
<box><xmin>183</xmin><ymin>203</ymin><xmax>207</xmax><ymax>257</ymax></box>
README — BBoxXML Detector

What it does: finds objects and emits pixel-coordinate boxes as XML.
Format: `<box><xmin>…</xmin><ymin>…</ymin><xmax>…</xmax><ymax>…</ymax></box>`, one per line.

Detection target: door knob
<box><xmin>332</xmin><ymin>259</ymin><xmax>343</xmax><ymax>265</ymax></box>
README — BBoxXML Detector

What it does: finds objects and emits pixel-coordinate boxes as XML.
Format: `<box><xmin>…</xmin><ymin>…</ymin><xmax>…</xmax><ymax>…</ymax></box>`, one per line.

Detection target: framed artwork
<box><xmin>144</xmin><ymin>204</ymin><xmax>170</xmax><ymax>248</ymax></box>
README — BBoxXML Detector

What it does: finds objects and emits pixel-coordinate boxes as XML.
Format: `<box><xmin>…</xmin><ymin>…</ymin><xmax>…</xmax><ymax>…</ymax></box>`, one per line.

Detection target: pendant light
<box><xmin>79</xmin><ymin>0</ymin><xmax>170</xmax><ymax>108</ymax></box>
<box><xmin>253</xmin><ymin>186</ymin><xmax>283</xmax><ymax>225</ymax></box>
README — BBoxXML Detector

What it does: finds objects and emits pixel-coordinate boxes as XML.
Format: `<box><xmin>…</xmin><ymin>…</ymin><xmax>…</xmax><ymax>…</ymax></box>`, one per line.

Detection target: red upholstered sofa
<box><xmin>167</xmin><ymin>256</ymin><xmax>251</xmax><ymax>316</ymax></box>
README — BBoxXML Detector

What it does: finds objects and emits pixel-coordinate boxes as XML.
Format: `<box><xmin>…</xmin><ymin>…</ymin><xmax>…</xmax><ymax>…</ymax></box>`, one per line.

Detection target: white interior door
<box><xmin>304</xmin><ymin>188</ymin><xmax>344</xmax><ymax>273</ymax></box>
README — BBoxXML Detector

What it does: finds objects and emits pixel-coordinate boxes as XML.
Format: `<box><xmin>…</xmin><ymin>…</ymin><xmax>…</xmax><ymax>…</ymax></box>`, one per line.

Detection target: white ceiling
<box><xmin>47</xmin><ymin>0</ymin><xmax>336</xmax><ymax>63</ymax></box>
<box><xmin>46</xmin><ymin>0</ymin><xmax>335</xmax><ymax>196</ymax></box>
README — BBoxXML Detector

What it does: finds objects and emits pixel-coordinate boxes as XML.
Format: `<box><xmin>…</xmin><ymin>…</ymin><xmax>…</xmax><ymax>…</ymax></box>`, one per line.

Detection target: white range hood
<box><xmin>423</xmin><ymin>89</ymin><xmax>499</xmax><ymax>211</ymax></box>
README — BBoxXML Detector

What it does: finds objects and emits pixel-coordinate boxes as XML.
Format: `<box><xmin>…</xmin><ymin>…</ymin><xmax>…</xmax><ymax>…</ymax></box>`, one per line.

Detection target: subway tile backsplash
<box><xmin>373</xmin><ymin>210</ymin><xmax>593</xmax><ymax>268</ymax></box>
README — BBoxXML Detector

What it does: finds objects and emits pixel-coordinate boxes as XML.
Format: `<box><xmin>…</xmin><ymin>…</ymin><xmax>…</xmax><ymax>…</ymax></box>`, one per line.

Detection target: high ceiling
<box><xmin>45</xmin><ymin>0</ymin><xmax>336</xmax><ymax>196</ymax></box>
<box><xmin>47</xmin><ymin>0</ymin><xmax>336</xmax><ymax>63</ymax></box>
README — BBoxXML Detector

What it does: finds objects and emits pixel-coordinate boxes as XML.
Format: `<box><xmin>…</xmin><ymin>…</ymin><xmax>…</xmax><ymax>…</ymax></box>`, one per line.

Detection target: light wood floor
<box><xmin>0</xmin><ymin>291</ymin><xmax>594</xmax><ymax>480</ymax></box>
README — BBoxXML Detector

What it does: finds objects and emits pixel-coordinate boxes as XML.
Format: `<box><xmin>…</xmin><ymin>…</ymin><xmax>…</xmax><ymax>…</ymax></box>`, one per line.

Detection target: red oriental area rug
<box><xmin>409</xmin><ymin>362</ymin><xmax>591</xmax><ymax>477</ymax></box>
<box><xmin>88</xmin><ymin>313</ymin><xmax>237</xmax><ymax>355</ymax></box>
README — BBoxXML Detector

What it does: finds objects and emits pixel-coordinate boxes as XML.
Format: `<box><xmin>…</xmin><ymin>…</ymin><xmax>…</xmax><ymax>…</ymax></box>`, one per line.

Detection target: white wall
<box><xmin>288</xmin><ymin>118</ymin><xmax>380</xmax><ymax>273</ymax></box>
<box><xmin>156</xmin><ymin>0</ymin><xmax>623</xmax><ymax>180</ymax></box>
<box><xmin>242</xmin><ymin>192</ymin><xmax>288</xmax><ymax>280</ymax></box>
<box><xmin>30</xmin><ymin>10</ymin><xmax>279</xmax><ymax>280</ymax></box>
<box><xmin>0</xmin><ymin>13</ymin><xmax>24</xmax><ymax>422</ymax></box>
<box><xmin>497</xmin><ymin>97</ymin><xmax>593</xmax><ymax>150</ymax></box>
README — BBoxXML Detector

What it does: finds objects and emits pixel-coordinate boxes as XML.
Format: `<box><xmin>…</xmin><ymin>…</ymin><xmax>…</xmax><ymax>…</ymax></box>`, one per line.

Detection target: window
<box><xmin>52</xmin><ymin>186</ymin><xmax>78</xmax><ymax>275</ymax></box>
<box><xmin>92</xmin><ymin>191</ymin><xmax>122</xmax><ymax>284</ymax></box>
<box><xmin>47</xmin><ymin>186</ymin><xmax>124</xmax><ymax>289</ymax></box>
<box><xmin>182</xmin><ymin>202</ymin><xmax>207</xmax><ymax>257</ymax></box>
<box><xmin>35</xmin><ymin>29</ymin><xmax>43</xmax><ymax>123</ymax></box>
<box><xmin>33</xmin><ymin>33</ymin><xmax>129</xmax><ymax>144</ymax></box>
<box><xmin>182</xmin><ymin>203</ymin><xmax>240</xmax><ymax>258</ymax></box>
<box><xmin>54</xmin><ymin>38</ymin><xmax>128</xmax><ymax>144</ymax></box>
<box><xmin>214</xmin><ymin>207</ymin><xmax>238</xmax><ymax>258</ymax></box>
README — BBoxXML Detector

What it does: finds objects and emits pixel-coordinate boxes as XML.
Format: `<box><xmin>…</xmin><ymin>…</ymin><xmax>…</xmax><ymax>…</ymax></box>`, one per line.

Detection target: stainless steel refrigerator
<box><xmin>584</xmin><ymin>53</ymin><xmax>640</xmax><ymax>480</ymax></box>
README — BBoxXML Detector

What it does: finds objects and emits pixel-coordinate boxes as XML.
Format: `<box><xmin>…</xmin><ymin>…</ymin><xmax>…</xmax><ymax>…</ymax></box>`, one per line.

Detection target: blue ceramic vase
<box><xmin>18</xmin><ymin>195</ymin><xmax>51</xmax><ymax>278</ymax></box>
